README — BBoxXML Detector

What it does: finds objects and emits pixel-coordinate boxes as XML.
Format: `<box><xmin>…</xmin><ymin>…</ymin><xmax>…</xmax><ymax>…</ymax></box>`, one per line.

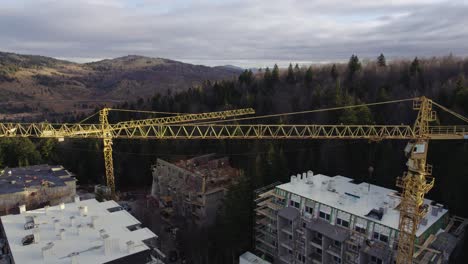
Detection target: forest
<box><xmin>1</xmin><ymin>54</ymin><xmax>468</xmax><ymax>263</ymax></box>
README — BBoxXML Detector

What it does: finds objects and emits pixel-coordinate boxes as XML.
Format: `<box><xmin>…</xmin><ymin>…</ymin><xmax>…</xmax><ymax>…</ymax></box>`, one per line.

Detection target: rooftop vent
<box><xmin>19</xmin><ymin>204</ymin><xmax>26</xmax><ymax>214</ymax></box>
<box><xmin>126</xmin><ymin>240</ymin><xmax>135</xmax><ymax>253</ymax></box>
<box><xmin>41</xmin><ymin>242</ymin><xmax>54</xmax><ymax>260</ymax></box>
<box><xmin>59</xmin><ymin>229</ymin><xmax>66</xmax><ymax>240</ymax></box>
<box><xmin>70</xmin><ymin>252</ymin><xmax>79</xmax><ymax>264</ymax></box>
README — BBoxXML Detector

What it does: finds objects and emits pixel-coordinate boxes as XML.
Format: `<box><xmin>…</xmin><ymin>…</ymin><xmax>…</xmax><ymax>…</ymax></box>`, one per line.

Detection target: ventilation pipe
<box><xmin>59</xmin><ymin>229</ymin><xmax>66</xmax><ymax>240</ymax></box>
<box><xmin>103</xmin><ymin>234</ymin><xmax>111</xmax><ymax>256</ymax></box>
<box><xmin>59</xmin><ymin>203</ymin><xmax>65</xmax><ymax>210</ymax></box>
<box><xmin>33</xmin><ymin>228</ymin><xmax>40</xmax><ymax>243</ymax></box>
<box><xmin>70</xmin><ymin>216</ymin><xmax>75</xmax><ymax>227</ymax></box>
<box><xmin>44</xmin><ymin>205</ymin><xmax>49</xmax><ymax>215</ymax></box>
<box><xmin>74</xmin><ymin>195</ymin><xmax>80</xmax><ymax>203</ymax></box>
<box><xmin>54</xmin><ymin>219</ymin><xmax>60</xmax><ymax>231</ymax></box>
<box><xmin>91</xmin><ymin>216</ymin><xmax>98</xmax><ymax>229</ymax></box>
<box><xmin>71</xmin><ymin>253</ymin><xmax>79</xmax><ymax>264</ymax></box>
<box><xmin>41</xmin><ymin>242</ymin><xmax>54</xmax><ymax>260</ymax></box>
<box><xmin>126</xmin><ymin>240</ymin><xmax>135</xmax><ymax>253</ymax></box>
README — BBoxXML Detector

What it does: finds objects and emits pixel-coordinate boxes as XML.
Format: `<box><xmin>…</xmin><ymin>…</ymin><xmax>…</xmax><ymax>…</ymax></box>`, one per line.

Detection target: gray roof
<box><xmin>278</xmin><ymin>207</ymin><xmax>300</xmax><ymax>221</ymax></box>
<box><xmin>361</xmin><ymin>241</ymin><xmax>393</xmax><ymax>261</ymax></box>
<box><xmin>306</xmin><ymin>218</ymin><xmax>350</xmax><ymax>242</ymax></box>
<box><xmin>0</xmin><ymin>164</ymin><xmax>75</xmax><ymax>195</ymax></box>
<box><xmin>431</xmin><ymin>232</ymin><xmax>458</xmax><ymax>255</ymax></box>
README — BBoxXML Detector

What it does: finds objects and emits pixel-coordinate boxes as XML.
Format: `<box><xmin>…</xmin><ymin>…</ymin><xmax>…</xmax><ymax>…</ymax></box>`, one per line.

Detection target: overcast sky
<box><xmin>1</xmin><ymin>0</ymin><xmax>467</xmax><ymax>67</ymax></box>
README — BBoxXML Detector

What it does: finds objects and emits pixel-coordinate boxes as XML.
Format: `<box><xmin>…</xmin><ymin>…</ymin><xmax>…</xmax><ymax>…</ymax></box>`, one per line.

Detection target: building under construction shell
<box><xmin>151</xmin><ymin>154</ymin><xmax>241</xmax><ymax>226</ymax></box>
<box><xmin>254</xmin><ymin>171</ymin><xmax>467</xmax><ymax>264</ymax></box>
<box><xmin>0</xmin><ymin>165</ymin><xmax>76</xmax><ymax>216</ymax></box>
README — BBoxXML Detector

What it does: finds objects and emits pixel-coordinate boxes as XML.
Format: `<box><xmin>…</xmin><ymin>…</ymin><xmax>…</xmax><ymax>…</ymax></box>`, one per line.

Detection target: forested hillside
<box><xmin>1</xmin><ymin>54</ymin><xmax>467</xmax><ymax>263</ymax></box>
<box><xmin>0</xmin><ymin>52</ymin><xmax>241</xmax><ymax>120</ymax></box>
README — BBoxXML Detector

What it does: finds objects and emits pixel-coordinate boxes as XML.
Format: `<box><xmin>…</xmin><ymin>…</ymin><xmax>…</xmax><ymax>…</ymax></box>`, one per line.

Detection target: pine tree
<box><xmin>347</xmin><ymin>54</ymin><xmax>361</xmax><ymax>79</ymax></box>
<box><xmin>377</xmin><ymin>53</ymin><xmax>386</xmax><ymax>67</ymax></box>
<box><xmin>286</xmin><ymin>63</ymin><xmax>295</xmax><ymax>84</ymax></box>
<box><xmin>305</xmin><ymin>66</ymin><xmax>313</xmax><ymax>85</ymax></box>
<box><xmin>330</xmin><ymin>64</ymin><xmax>338</xmax><ymax>81</ymax></box>
<box><xmin>410</xmin><ymin>57</ymin><xmax>421</xmax><ymax>75</ymax></box>
<box><xmin>272</xmin><ymin>64</ymin><xmax>280</xmax><ymax>82</ymax></box>
<box><xmin>264</xmin><ymin>67</ymin><xmax>272</xmax><ymax>82</ymax></box>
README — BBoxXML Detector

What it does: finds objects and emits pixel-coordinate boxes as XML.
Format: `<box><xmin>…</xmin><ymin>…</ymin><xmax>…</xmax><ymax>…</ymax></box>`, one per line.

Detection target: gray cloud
<box><xmin>0</xmin><ymin>0</ymin><xmax>467</xmax><ymax>67</ymax></box>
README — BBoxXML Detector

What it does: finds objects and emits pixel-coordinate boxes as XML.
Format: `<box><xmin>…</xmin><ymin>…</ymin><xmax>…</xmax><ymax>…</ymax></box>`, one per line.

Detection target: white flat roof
<box><xmin>277</xmin><ymin>173</ymin><xmax>447</xmax><ymax>237</ymax></box>
<box><xmin>1</xmin><ymin>199</ymin><xmax>157</xmax><ymax>264</ymax></box>
<box><xmin>239</xmin><ymin>251</ymin><xmax>271</xmax><ymax>264</ymax></box>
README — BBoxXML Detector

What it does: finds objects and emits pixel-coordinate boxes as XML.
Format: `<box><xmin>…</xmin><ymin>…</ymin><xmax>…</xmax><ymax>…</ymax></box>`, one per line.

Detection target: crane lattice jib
<box><xmin>1</xmin><ymin>123</ymin><xmax>466</xmax><ymax>140</ymax></box>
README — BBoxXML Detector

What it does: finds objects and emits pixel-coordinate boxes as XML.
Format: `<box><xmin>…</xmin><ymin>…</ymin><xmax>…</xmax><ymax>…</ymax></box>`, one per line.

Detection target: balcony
<box><xmin>310</xmin><ymin>237</ymin><xmax>322</xmax><ymax>248</ymax></box>
<box><xmin>281</xmin><ymin>227</ymin><xmax>293</xmax><ymax>235</ymax></box>
<box><xmin>326</xmin><ymin>244</ymin><xmax>341</xmax><ymax>257</ymax></box>
<box><xmin>309</xmin><ymin>252</ymin><xmax>322</xmax><ymax>263</ymax></box>
<box><xmin>279</xmin><ymin>254</ymin><xmax>294</xmax><ymax>264</ymax></box>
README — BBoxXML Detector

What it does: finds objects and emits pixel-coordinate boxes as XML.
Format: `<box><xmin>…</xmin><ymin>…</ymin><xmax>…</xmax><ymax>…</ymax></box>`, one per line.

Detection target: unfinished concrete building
<box><xmin>0</xmin><ymin>165</ymin><xmax>76</xmax><ymax>215</ymax></box>
<box><xmin>151</xmin><ymin>154</ymin><xmax>241</xmax><ymax>226</ymax></box>
<box><xmin>254</xmin><ymin>171</ymin><xmax>467</xmax><ymax>264</ymax></box>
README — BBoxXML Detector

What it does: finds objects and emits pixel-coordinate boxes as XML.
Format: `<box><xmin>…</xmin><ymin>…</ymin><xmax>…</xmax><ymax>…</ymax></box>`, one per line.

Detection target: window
<box><xmin>380</xmin><ymin>234</ymin><xmax>389</xmax><ymax>243</ymax></box>
<box><xmin>336</xmin><ymin>218</ymin><xmax>349</xmax><ymax>228</ymax></box>
<box><xmin>289</xmin><ymin>220</ymin><xmax>293</xmax><ymax>225</ymax></box>
<box><xmin>297</xmin><ymin>254</ymin><xmax>305</xmax><ymax>262</ymax></box>
<box><xmin>288</xmin><ymin>234</ymin><xmax>293</xmax><ymax>240</ymax></box>
<box><xmin>316</xmin><ymin>233</ymin><xmax>323</xmax><ymax>240</ymax></box>
<box><xmin>319</xmin><ymin>211</ymin><xmax>330</xmax><ymax>221</ymax></box>
<box><xmin>316</xmin><ymin>248</ymin><xmax>322</xmax><ymax>254</ymax></box>
<box><xmin>355</xmin><ymin>226</ymin><xmax>366</xmax><ymax>234</ymax></box>
<box><xmin>305</xmin><ymin>206</ymin><xmax>313</xmax><ymax>214</ymax></box>
<box><xmin>371</xmin><ymin>256</ymin><xmax>383</xmax><ymax>264</ymax></box>
<box><xmin>332</xmin><ymin>256</ymin><xmax>342</xmax><ymax>263</ymax></box>
<box><xmin>289</xmin><ymin>200</ymin><xmax>299</xmax><ymax>208</ymax></box>
<box><xmin>302</xmin><ymin>222</ymin><xmax>306</xmax><ymax>228</ymax></box>
<box><xmin>288</xmin><ymin>249</ymin><xmax>293</xmax><ymax>254</ymax></box>
<box><xmin>334</xmin><ymin>240</ymin><xmax>341</xmax><ymax>248</ymax></box>
<box><xmin>373</xmin><ymin>232</ymin><xmax>389</xmax><ymax>243</ymax></box>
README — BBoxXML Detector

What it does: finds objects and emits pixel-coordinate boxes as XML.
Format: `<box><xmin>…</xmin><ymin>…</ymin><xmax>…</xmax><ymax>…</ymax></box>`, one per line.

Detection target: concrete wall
<box><xmin>0</xmin><ymin>181</ymin><xmax>75</xmax><ymax>215</ymax></box>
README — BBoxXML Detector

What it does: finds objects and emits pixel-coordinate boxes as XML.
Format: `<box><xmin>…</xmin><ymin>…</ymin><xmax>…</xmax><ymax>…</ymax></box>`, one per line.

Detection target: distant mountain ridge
<box><xmin>0</xmin><ymin>52</ymin><xmax>242</xmax><ymax>120</ymax></box>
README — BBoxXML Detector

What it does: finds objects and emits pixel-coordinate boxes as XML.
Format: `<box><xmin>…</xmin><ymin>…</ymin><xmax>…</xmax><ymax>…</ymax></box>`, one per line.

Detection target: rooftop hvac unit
<box><xmin>21</xmin><ymin>234</ymin><xmax>34</xmax><ymax>246</ymax></box>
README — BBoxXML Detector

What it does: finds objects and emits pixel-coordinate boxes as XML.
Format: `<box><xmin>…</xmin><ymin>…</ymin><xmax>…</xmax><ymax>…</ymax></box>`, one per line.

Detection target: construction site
<box><xmin>254</xmin><ymin>172</ymin><xmax>467</xmax><ymax>264</ymax></box>
<box><xmin>0</xmin><ymin>96</ymin><xmax>467</xmax><ymax>264</ymax></box>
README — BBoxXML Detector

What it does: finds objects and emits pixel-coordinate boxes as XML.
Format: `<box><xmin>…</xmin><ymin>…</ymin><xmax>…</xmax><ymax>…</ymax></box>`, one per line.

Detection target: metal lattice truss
<box><xmin>1</xmin><ymin>123</ymin><xmax>466</xmax><ymax>140</ymax></box>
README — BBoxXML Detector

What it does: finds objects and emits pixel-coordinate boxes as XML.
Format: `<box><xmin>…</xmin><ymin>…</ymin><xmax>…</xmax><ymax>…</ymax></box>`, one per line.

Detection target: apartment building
<box><xmin>254</xmin><ymin>171</ymin><xmax>467</xmax><ymax>264</ymax></box>
<box><xmin>151</xmin><ymin>154</ymin><xmax>241</xmax><ymax>226</ymax></box>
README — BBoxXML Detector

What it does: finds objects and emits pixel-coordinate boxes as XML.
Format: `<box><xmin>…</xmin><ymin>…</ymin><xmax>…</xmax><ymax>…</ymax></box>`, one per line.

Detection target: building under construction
<box><xmin>0</xmin><ymin>165</ymin><xmax>76</xmax><ymax>216</ymax></box>
<box><xmin>254</xmin><ymin>171</ymin><xmax>467</xmax><ymax>264</ymax></box>
<box><xmin>151</xmin><ymin>154</ymin><xmax>241</xmax><ymax>226</ymax></box>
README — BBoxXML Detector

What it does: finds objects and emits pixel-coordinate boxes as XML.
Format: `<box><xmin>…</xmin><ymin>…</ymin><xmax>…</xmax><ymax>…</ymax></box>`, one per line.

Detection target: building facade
<box><xmin>151</xmin><ymin>154</ymin><xmax>241</xmax><ymax>226</ymax></box>
<box><xmin>254</xmin><ymin>171</ymin><xmax>467</xmax><ymax>264</ymax></box>
<box><xmin>0</xmin><ymin>165</ymin><xmax>76</xmax><ymax>215</ymax></box>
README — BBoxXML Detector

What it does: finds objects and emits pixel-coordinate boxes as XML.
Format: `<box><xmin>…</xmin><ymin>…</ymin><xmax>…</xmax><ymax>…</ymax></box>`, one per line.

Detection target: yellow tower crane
<box><xmin>0</xmin><ymin>96</ymin><xmax>467</xmax><ymax>264</ymax></box>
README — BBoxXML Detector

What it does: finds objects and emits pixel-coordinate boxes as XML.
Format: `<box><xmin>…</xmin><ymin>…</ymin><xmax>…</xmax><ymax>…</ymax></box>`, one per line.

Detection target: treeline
<box><xmin>1</xmin><ymin>54</ymin><xmax>468</xmax><ymax>263</ymax></box>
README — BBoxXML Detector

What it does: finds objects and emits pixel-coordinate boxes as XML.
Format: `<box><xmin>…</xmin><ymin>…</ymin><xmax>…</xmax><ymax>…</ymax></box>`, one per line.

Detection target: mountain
<box><xmin>0</xmin><ymin>52</ymin><xmax>242</xmax><ymax>120</ymax></box>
